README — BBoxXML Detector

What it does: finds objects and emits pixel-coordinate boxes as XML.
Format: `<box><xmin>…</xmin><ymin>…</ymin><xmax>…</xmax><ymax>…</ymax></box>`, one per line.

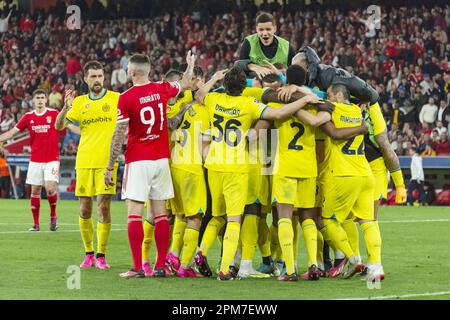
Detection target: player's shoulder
<box><xmin>46</xmin><ymin>107</ymin><xmax>59</xmax><ymax>113</ymax></box>
<box><xmin>106</xmin><ymin>90</ymin><xmax>121</xmax><ymax>98</ymax></box>
<box><xmin>72</xmin><ymin>94</ymin><xmax>87</xmax><ymax>106</ymax></box>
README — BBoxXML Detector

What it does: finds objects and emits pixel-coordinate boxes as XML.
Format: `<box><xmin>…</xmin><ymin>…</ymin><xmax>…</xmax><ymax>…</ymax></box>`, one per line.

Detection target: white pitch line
<box><xmin>0</xmin><ymin>229</ymin><xmax>126</xmax><ymax>234</ymax></box>
<box><xmin>380</xmin><ymin>219</ymin><xmax>450</xmax><ymax>224</ymax></box>
<box><xmin>337</xmin><ymin>291</ymin><xmax>450</xmax><ymax>300</ymax></box>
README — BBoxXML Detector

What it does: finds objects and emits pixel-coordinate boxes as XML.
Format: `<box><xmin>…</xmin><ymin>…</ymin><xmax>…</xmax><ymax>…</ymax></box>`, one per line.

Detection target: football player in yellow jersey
<box><xmin>55</xmin><ymin>61</ymin><xmax>119</xmax><ymax>269</ymax></box>
<box><xmin>320</xmin><ymin>84</ymin><xmax>384</xmax><ymax>281</ymax></box>
<box><xmin>163</xmin><ymin>69</ymin><xmax>194</xmax><ymax>274</ymax></box>
<box><xmin>194</xmin><ymin>67</ymin><xmax>323</xmax><ymax>280</ymax></box>
<box><xmin>235</xmin><ymin>85</ymin><xmax>272</xmax><ymax>279</ymax></box>
<box><xmin>259</xmin><ymin>65</ymin><xmax>336</xmax><ymax>281</ymax></box>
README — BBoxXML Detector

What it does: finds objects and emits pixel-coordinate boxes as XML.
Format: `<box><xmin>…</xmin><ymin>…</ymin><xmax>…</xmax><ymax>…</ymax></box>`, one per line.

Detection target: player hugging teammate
<box><xmin>20</xmin><ymin>11</ymin><xmax>405</xmax><ymax>284</ymax></box>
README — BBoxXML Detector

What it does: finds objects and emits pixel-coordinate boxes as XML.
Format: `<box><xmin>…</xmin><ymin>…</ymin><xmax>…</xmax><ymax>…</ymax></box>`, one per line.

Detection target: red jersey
<box><xmin>15</xmin><ymin>108</ymin><xmax>60</xmax><ymax>163</ymax></box>
<box><xmin>117</xmin><ymin>81</ymin><xmax>181</xmax><ymax>164</ymax></box>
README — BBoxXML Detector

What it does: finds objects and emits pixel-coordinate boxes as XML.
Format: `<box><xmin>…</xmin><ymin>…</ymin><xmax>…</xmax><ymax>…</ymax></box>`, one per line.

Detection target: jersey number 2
<box><xmin>288</xmin><ymin>122</ymin><xmax>305</xmax><ymax>151</ymax></box>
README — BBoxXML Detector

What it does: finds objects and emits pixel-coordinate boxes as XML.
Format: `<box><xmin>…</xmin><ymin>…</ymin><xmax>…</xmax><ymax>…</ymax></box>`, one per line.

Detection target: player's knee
<box><xmin>79</xmin><ymin>204</ymin><xmax>92</xmax><ymax>218</ymax></box>
<box><xmin>97</xmin><ymin>202</ymin><xmax>110</xmax><ymax>215</ymax></box>
<box><xmin>187</xmin><ymin>214</ymin><xmax>202</xmax><ymax>229</ymax></box>
<box><xmin>227</xmin><ymin>215</ymin><xmax>241</xmax><ymax>224</ymax></box>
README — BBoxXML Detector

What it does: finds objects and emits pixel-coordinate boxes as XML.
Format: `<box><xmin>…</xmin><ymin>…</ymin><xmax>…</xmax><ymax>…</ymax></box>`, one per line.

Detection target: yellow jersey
<box><xmin>270</xmin><ymin>102</ymin><xmax>317</xmax><ymax>178</ymax></box>
<box><xmin>167</xmin><ymin>90</ymin><xmax>194</xmax><ymax>150</ymax></box>
<box><xmin>364</xmin><ymin>102</ymin><xmax>387</xmax><ymax>162</ymax></box>
<box><xmin>242</xmin><ymin>87</ymin><xmax>265</xmax><ymax>101</ymax></box>
<box><xmin>315</xmin><ymin>128</ymin><xmax>331</xmax><ymax>180</ymax></box>
<box><xmin>326</xmin><ymin>102</ymin><xmax>371</xmax><ymax>177</ymax></box>
<box><xmin>66</xmin><ymin>90</ymin><xmax>119</xmax><ymax>169</ymax></box>
<box><xmin>243</xmin><ymin>86</ymin><xmax>271</xmax><ymax>173</ymax></box>
<box><xmin>203</xmin><ymin>92</ymin><xmax>267</xmax><ymax>173</ymax></box>
<box><xmin>171</xmin><ymin>102</ymin><xmax>210</xmax><ymax>174</ymax></box>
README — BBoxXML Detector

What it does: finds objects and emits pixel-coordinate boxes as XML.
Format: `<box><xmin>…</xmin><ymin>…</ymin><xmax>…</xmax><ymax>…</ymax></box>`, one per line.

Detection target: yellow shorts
<box><xmin>208</xmin><ymin>170</ymin><xmax>248</xmax><ymax>217</ymax></box>
<box><xmin>246</xmin><ymin>170</ymin><xmax>270</xmax><ymax>206</ymax></box>
<box><xmin>170</xmin><ymin>167</ymin><xmax>207</xmax><ymax>217</ymax></box>
<box><xmin>369</xmin><ymin>157</ymin><xmax>388</xmax><ymax>201</ymax></box>
<box><xmin>144</xmin><ymin>200</ymin><xmax>172</xmax><ymax>212</ymax></box>
<box><xmin>314</xmin><ymin>177</ymin><xmax>325</xmax><ymax>209</ymax></box>
<box><xmin>75</xmin><ymin>164</ymin><xmax>118</xmax><ymax>197</ymax></box>
<box><xmin>272</xmin><ymin>175</ymin><xmax>316</xmax><ymax>209</ymax></box>
<box><xmin>322</xmin><ymin>175</ymin><xmax>375</xmax><ymax>222</ymax></box>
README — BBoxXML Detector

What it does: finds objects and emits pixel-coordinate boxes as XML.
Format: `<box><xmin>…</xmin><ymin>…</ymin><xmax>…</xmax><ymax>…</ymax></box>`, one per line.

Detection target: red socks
<box><xmin>154</xmin><ymin>215</ymin><xmax>170</xmax><ymax>269</ymax></box>
<box><xmin>30</xmin><ymin>194</ymin><xmax>40</xmax><ymax>226</ymax></box>
<box><xmin>128</xmin><ymin>215</ymin><xmax>144</xmax><ymax>271</ymax></box>
<box><xmin>47</xmin><ymin>193</ymin><xmax>58</xmax><ymax>224</ymax></box>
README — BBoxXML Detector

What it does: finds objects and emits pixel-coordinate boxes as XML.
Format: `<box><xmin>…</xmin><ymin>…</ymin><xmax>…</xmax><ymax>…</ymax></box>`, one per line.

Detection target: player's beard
<box><xmin>90</xmin><ymin>83</ymin><xmax>103</xmax><ymax>95</ymax></box>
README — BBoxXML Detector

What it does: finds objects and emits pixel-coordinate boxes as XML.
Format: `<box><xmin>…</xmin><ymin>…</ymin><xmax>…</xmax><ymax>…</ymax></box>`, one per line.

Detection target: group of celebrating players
<box><xmin>0</xmin><ymin>12</ymin><xmax>409</xmax><ymax>282</ymax></box>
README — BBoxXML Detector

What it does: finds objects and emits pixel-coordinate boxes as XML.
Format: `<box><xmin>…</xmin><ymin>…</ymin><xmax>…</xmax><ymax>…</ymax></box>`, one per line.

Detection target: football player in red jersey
<box><xmin>0</xmin><ymin>89</ymin><xmax>77</xmax><ymax>231</ymax></box>
<box><xmin>105</xmin><ymin>51</ymin><xmax>196</xmax><ymax>278</ymax></box>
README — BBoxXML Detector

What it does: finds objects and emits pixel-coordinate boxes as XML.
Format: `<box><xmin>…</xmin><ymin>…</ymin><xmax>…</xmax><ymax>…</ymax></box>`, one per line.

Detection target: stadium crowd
<box><xmin>1</xmin><ymin>1</ymin><xmax>450</xmax><ymax>156</ymax></box>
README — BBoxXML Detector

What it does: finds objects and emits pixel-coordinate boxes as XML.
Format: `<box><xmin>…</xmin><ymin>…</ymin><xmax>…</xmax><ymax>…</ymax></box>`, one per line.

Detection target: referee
<box><xmin>238</xmin><ymin>12</ymin><xmax>295</xmax><ymax>78</ymax></box>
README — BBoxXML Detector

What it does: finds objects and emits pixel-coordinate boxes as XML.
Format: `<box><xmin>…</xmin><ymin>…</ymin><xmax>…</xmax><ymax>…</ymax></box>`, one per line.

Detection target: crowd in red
<box><xmin>1</xmin><ymin>1</ymin><xmax>450</xmax><ymax>156</ymax></box>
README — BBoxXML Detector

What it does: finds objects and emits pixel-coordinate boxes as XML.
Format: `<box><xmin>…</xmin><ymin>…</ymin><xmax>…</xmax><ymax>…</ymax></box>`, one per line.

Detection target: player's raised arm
<box><xmin>179</xmin><ymin>50</ymin><xmax>196</xmax><ymax>92</ymax></box>
<box><xmin>195</xmin><ymin>69</ymin><xmax>228</xmax><ymax>104</ymax></box>
<box><xmin>261</xmin><ymin>94</ymin><xmax>323</xmax><ymax>121</ymax></box>
<box><xmin>55</xmin><ymin>89</ymin><xmax>75</xmax><ymax>131</ymax></box>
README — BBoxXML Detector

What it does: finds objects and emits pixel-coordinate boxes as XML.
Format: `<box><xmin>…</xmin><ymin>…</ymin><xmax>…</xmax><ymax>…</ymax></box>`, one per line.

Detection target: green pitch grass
<box><xmin>1</xmin><ymin>199</ymin><xmax>449</xmax><ymax>300</ymax></box>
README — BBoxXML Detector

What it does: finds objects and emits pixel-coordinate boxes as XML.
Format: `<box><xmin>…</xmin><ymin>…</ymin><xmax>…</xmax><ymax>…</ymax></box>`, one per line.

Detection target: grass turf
<box><xmin>0</xmin><ymin>199</ymin><xmax>449</xmax><ymax>300</ymax></box>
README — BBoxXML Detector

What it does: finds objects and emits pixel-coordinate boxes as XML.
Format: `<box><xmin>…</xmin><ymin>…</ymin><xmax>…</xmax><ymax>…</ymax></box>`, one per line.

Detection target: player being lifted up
<box><xmin>194</xmin><ymin>67</ymin><xmax>323</xmax><ymax>281</ymax></box>
<box><xmin>56</xmin><ymin>61</ymin><xmax>119</xmax><ymax>270</ymax></box>
<box><xmin>0</xmin><ymin>89</ymin><xmax>66</xmax><ymax>232</ymax></box>
<box><xmin>105</xmin><ymin>51</ymin><xmax>195</xmax><ymax>278</ymax></box>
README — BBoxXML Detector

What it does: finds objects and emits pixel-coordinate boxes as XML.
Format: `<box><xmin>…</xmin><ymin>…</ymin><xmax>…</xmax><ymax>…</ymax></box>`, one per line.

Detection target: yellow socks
<box><xmin>241</xmin><ymin>214</ymin><xmax>258</xmax><ymax>261</ymax></box>
<box><xmin>170</xmin><ymin>216</ymin><xmax>187</xmax><ymax>256</ymax></box>
<box><xmin>301</xmin><ymin>218</ymin><xmax>318</xmax><ymax>267</ymax></box>
<box><xmin>317</xmin><ymin>229</ymin><xmax>324</xmax><ymax>267</ymax></box>
<box><xmin>142</xmin><ymin>220</ymin><xmax>155</xmax><ymax>263</ymax></box>
<box><xmin>200</xmin><ymin>216</ymin><xmax>226</xmax><ymax>256</ymax></box>
<box><xmin>341</xmin><ymin>219</ymin><xmax>360</xmax><ymax>258</ymax></box>
<box><xmin>320</xmin><ymin>218</ymin><xmax>354</xmax><ymax>259</ymax></box>
<box><xmin>257</xmin><ymin>216</ymin><xmax>271</xmax><ymax>258</ymax></box>
<box><xmin>79</xmin><ymin>217</ymin><xmax>94</xmax><ymax>253</ymax></box>
<box><xmin>96</xmin><ymin>222</ymin><xmax>111</xmax><ymax>255</ymax></box>
<box><xmin>361</xmin><ymin>221</ymin><xmax>382</xmax><ymax>264</ymax></box>
<box><xmin>278</xmin><ymin>218</ymin><xmax>295</xmax><ymax>275</ymax></box>
<box><xmin>220</xmin><ymin>222</ymin><xmax>241</xmax><ymax>274</ymax></box>
<box><xmin>270</xmin><ymin>224</ymin><xmax>282</xmax><ymax>261</ymax></box>
<box><xmin>181</xmin><ymin>228</ymin><xmax>199</xmax><ymax>268</ymax></box>
<box><xmin>292</xmin><ymin>215</ymin><xmax>300</xmax><ymax>264</ymax></box>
